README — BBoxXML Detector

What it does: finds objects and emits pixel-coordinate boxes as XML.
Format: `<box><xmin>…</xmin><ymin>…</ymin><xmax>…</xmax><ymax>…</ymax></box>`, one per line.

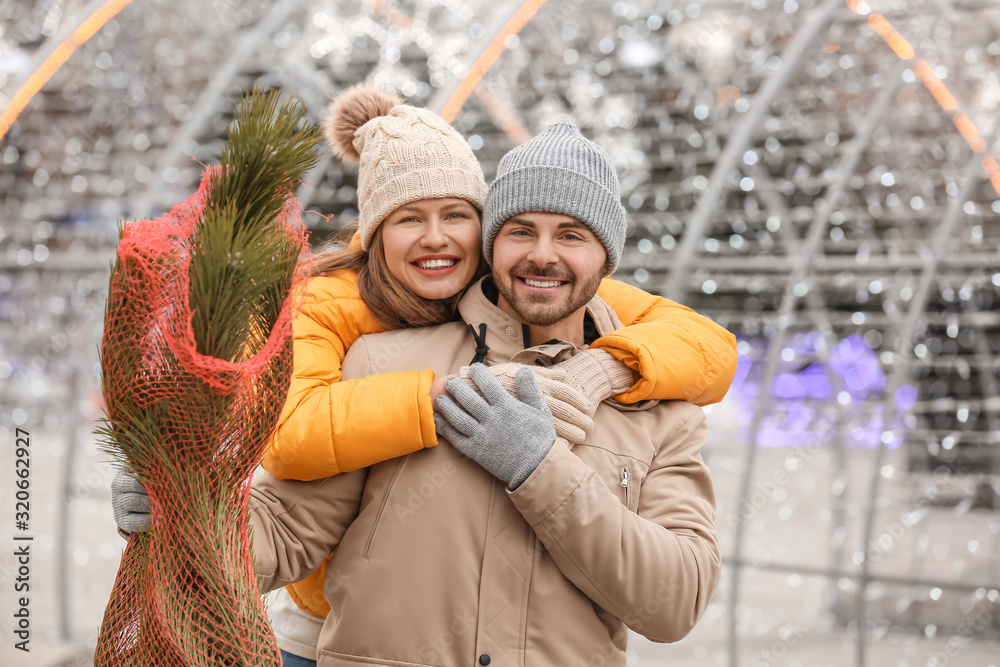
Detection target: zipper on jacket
<box><xmin>363</xmin><ymin>457</ymin><xmax>410</xmax><ymax>560</ymax></box>
<box><xmin>620</xmin><ymin>466</ymin><xmax>631</xmax><ymax>508</ymax></box>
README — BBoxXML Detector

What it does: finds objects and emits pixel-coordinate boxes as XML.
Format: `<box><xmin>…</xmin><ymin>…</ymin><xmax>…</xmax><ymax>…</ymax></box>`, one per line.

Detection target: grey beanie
<box><xmin>482</xmin><ymin>120</ymin><xmax>627</xmax><ymax>274</ymax></box>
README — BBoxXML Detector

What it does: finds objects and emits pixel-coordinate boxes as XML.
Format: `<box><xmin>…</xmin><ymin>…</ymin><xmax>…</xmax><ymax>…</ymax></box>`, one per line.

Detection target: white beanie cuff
<box><xmin>359</xmin><ymin>167</ymin><xmax>488</xmax><ymax>250</ymax></box>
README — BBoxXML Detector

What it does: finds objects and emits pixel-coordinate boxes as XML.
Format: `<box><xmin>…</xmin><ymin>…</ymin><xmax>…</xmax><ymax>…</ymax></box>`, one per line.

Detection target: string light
<box><xmin>439</xmin><ymin>0</ymin><xmax>550</xmax><ymax>123</ymax></box>
<box><xmin>0</xmin><ymin>0</ymin><xmax>135</xmax><ymax>139</ymax></box>
<box><xmin>849</xmin><ymin>1</ymin><xmax>1000</xmax><ymax>196</ymax></box>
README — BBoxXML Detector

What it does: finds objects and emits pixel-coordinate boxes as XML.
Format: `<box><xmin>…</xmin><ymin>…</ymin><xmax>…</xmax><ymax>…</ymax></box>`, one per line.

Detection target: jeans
<box><xmin>280</xmin><ymin>650</ymin><xmax>317</xmax><ymax>667</ymax></box>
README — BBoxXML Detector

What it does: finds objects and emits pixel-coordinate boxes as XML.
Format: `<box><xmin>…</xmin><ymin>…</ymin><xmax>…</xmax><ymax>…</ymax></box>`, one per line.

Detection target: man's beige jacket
<box><xmin>250</xmin><ymin>278</ymin><xmax>720</xmax><ymax>667</ymax></box>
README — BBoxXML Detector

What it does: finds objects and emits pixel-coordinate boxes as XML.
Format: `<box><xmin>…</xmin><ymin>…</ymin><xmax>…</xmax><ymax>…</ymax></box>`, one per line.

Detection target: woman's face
<box><xmin>380</xmin><ymin>197</ymin><xmax>482</xmax><ymax>300</ymax></box>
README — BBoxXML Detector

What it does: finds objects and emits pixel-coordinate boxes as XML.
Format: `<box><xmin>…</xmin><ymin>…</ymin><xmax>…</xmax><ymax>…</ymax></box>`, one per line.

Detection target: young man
<box><xmin>249</xmin><ymin>121</ymin><xmax>721</xmax><ymax>666</ymax></box>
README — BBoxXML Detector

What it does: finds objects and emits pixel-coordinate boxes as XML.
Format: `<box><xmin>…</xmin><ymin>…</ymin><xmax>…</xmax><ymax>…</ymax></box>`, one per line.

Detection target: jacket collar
<box><xmin>457</xmin><ymin>276</ymin><xmax>623</xmax><ymax>366</ymax></box>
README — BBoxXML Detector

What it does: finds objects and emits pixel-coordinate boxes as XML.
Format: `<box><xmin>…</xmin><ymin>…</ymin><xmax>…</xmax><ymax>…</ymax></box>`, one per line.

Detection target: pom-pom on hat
<box><xmin>323</xmin><ymin>83</ymin><xmax>488</xmax><ymax>251</ymax></box>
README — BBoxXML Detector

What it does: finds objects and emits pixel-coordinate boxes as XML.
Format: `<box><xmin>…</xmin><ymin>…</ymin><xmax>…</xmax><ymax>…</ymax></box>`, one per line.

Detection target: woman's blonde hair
<box><xmin>311</xmin><ymin>220</ymin><xmax>487</xmax><ymax>330</ymax></box>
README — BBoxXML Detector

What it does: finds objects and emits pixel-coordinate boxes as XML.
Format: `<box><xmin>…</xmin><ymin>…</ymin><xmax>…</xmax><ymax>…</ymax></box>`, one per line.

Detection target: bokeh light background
<box><xmin>1</xmin><ymin>0</ymin><xmax>999</xmax><ymax>665</ymax></box>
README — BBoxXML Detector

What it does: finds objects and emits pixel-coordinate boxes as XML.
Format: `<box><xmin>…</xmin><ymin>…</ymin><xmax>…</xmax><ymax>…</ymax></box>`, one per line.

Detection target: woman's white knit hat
<box><xmin>324</xmin><ymin>84</ymin><xmax>488</xmax><ymax>251</ymax></box>
<box><xmin>482</xmin><ymin>120</ymin><xmax>627</xmax><ymax>275</ymax></box>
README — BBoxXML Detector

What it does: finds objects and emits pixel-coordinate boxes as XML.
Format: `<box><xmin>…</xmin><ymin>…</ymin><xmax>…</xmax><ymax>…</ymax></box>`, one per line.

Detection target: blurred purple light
<box><xmin>738</xmin><ymin>333</ymin><xmax>904</xmax><ymax>449</ymax></box>
<box><xmin>800</xmin><ymin>364</ymin><xmax>832</xmax><ymax>399</ymax></box>
<box><xmin>732</xmin><ymin>349</ymin><xmax>753</xmax><ymax>390</ymax></box>
<box><xmin>895</xmin><ymin>385</ymin><xmax>918</xmax><ymax>410</ymax></box>
<box><xmin>774</xmin><ymin>373</ymin><xmax>802</xmax><ymax>398</ymax></box>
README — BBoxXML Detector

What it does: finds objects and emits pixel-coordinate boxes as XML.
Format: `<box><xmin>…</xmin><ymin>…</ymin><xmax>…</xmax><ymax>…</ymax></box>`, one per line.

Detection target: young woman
<box><xmin>261</xmin><ymin>84</ymin><xmax>738</xmax><ymax>666</ymax></box>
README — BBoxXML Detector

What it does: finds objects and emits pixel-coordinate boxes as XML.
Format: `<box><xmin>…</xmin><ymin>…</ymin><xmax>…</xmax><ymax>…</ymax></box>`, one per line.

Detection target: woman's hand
<box><xmin>430</xmin><ymin>373</ymin><xmax>459</xmax><ymax>403</ymax></box>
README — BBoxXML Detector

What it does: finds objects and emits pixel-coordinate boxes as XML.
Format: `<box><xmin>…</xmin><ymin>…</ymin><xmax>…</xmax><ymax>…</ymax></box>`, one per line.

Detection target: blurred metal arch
<box><xmin>726</xmin><ymin>52</ymin><xmax>907</xmax><ymax>667</ymax></box>
<box><xmin>663</xmin><ymin>0</ymin><xmax>844</xmax><ymax>302</ymax></box>
<box><xmin>131</xmin><ymin>0</ymin><xmax>308</xmax><ymax>220</ymax></box>
<box><xmin>855</xmin><ymin>131</ymin><xmax>998</xmax><ymax>666</ymax></box>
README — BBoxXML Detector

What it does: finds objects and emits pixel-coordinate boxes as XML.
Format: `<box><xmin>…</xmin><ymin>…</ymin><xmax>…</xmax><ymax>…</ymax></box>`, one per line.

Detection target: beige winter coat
<box><xmin>250</xmin><ymin>277</ymin><xmax>720</xmax><ymax>667</ymax></box>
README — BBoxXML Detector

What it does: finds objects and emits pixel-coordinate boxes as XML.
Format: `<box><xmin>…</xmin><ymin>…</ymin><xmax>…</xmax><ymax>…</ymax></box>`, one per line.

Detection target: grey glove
<box><xmin>111</xmin><ymin>470</ymin><xmax>151</xmax><ymax>536</ymax></box>
<box><xmin>434</xmin><ymin>364</ymin><xmax>556</xmax><ymax>490</ymax></box>
<box><xmin>459</xmin><ymin>363</ymin><xmax>593</xmax><ymax>443</ymax></box>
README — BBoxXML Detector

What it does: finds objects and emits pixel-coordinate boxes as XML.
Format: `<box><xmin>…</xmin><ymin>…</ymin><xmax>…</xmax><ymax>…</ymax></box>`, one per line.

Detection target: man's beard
<box><xmin>494</xmin><ymin>261</ymin><xmax>603</xmax><ymax>327</ymax></box>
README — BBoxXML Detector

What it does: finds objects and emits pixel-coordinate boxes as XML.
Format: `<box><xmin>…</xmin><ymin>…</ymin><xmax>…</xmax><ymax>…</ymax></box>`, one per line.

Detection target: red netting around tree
<box><xmin>94</xmin><ymin>162</ymin><xmax>314</xmax><ymax>666</ymax></box>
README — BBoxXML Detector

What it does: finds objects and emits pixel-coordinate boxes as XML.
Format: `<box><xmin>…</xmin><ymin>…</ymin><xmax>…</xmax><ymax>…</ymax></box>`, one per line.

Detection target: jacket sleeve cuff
<box><xmin>416</xmin><ymin>368</ymin><xmax>438</xmax><ymax>448</ymax></box>
<box><xmin>590</xmin><ymin>340</ymin><xmax>656</xmax><ymax>404</ymax></box>
<box><xmin>507</xmin><ymin>439</ymin><xmax>590</xmax><ymax>525</ymax></box>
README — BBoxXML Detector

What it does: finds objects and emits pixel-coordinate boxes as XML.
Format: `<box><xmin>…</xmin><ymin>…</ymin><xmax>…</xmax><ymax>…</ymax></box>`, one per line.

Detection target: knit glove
<box><xmin>435</xmin><ymin>364</ymin><xmax>557</xmax><ymax>490</ymax></box>
<box><xmin>111</xmin><ymin>470</ymin><xmax>151</xmax><ymax>536</ymax></box>
<box><xmin>459</xmin><ymin>363</ymin><xmax>593</xmax><ymax>443</ymax></box>
<box><xmin>553</xmin><ymin>348</ymin><xmax>637</xmax><ymax>411</ymax></box>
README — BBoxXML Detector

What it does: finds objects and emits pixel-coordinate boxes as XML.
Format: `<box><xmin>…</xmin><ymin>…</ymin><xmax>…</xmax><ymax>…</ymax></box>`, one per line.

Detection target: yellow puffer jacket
<box><xmin>262</xmin><ymin>269</ymin><xmax>737</xmax><ymax>615</ymax></box>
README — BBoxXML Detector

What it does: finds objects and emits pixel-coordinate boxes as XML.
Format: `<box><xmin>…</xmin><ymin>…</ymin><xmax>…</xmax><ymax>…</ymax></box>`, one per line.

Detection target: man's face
<box><xmin>491</xmin><ymin>211</ymin><xmax>607</xmax><ymax>327</ymax></box>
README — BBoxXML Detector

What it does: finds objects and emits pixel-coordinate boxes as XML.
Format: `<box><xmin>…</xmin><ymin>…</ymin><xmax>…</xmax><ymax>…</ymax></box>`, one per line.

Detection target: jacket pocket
<box><xmin>363</xmin><ymin>457</ymin><xmax>410</xmax><ymax>560</ymax></box>
<box><xmin>570</xmin><ymin>444</ymin><xmax>647</xmax><ymax>513</ymax></box>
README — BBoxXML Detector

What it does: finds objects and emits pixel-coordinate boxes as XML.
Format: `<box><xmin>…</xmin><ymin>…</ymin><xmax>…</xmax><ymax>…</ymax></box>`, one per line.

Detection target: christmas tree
<box><xmin>95</xmin><ymin>89</ymin><xmax>322</xmax><ymax>666</ymax></box>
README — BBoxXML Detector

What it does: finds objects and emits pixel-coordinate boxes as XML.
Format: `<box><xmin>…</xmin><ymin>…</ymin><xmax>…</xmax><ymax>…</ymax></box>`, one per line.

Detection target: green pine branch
<box><xmin>189</xmin><ymin>88</ymin><xmax>322</xmax><ymax>362</ymax></box>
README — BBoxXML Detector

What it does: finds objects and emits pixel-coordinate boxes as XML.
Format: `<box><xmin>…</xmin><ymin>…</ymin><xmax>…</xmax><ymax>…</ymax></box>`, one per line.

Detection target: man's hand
<box><xmin>434</xmin><ymin>364</ymin><xmax>556</xmax><ymax>490</ymax></box>
<box><xmin>458</xmin><ymin>363</ymin><xmax>593</xmax><ymax>443</ymax></box>
<box><xmin>111</xmin><ymin>470</ymin><xmax>151</xmax><ymax>536</ymax></box>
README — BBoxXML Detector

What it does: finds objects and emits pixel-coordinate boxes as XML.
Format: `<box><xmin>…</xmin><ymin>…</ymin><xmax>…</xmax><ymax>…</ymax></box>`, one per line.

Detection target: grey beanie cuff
<box><xmin>483</xmin><ymin>165</ymin><xmax>626</xmax><ymax>274</ymax></box>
